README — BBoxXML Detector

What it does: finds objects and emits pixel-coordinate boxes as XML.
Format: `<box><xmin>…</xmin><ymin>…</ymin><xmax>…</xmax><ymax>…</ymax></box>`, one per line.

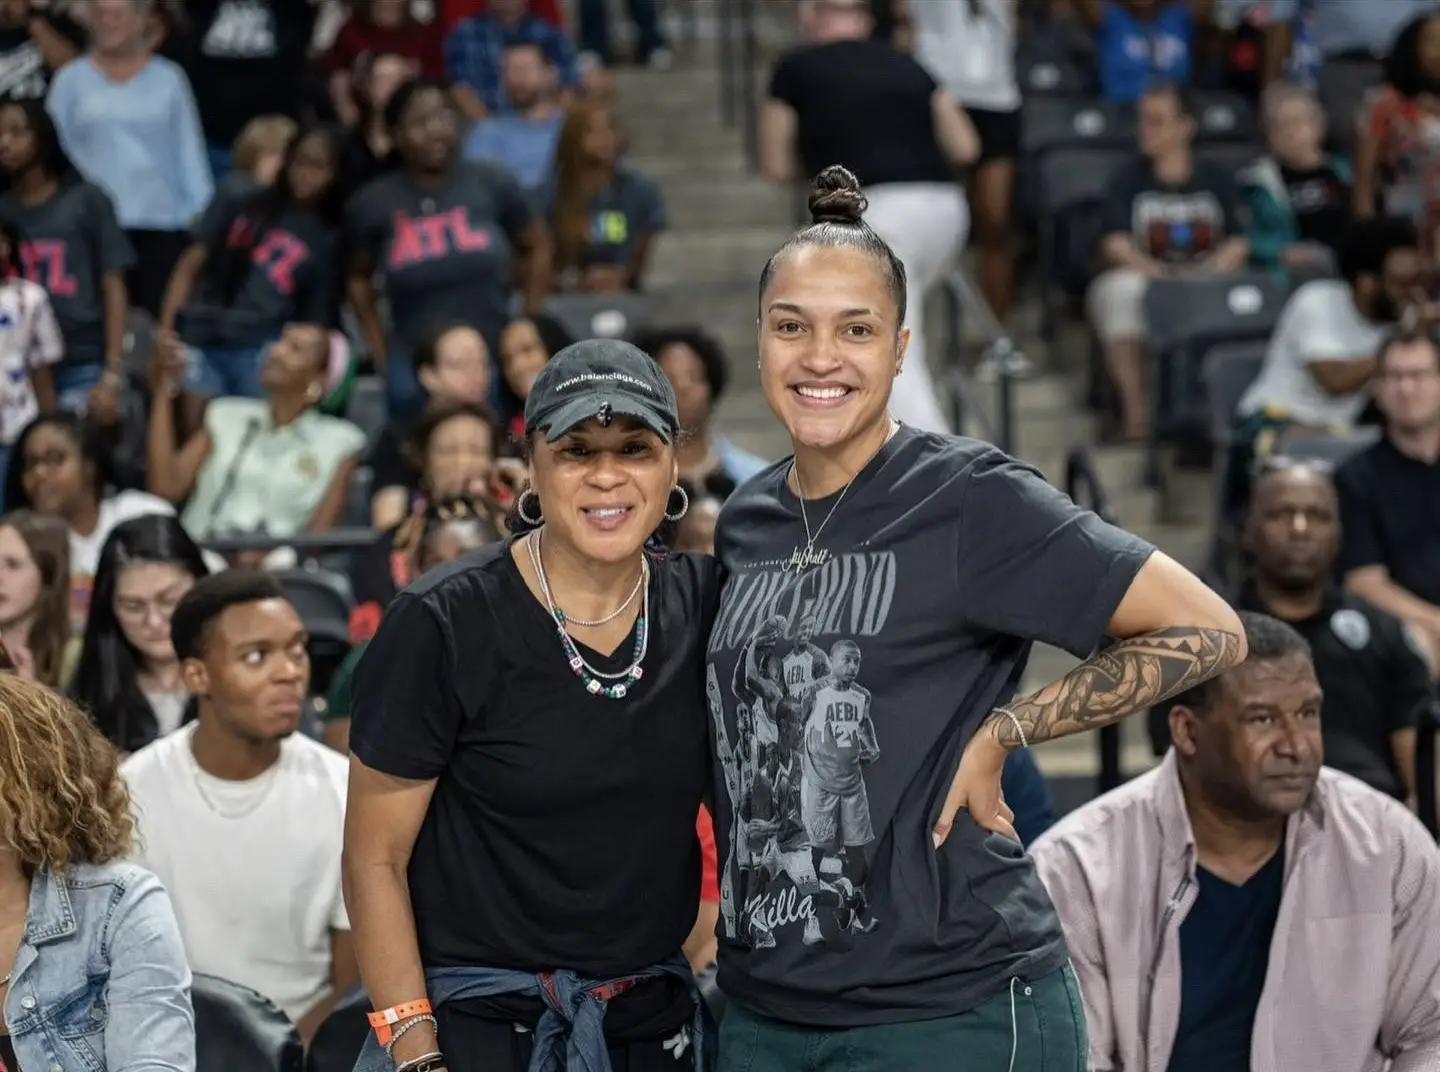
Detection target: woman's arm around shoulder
<box><xmin>102</xmin><ymin>863</ymin><xmax>196</xmax><ymax>1072</ymax></box>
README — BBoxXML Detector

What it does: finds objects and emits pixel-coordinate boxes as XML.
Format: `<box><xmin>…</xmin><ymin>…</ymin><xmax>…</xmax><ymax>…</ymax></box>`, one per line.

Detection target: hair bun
<box><xmin>808</xmin><ymin>165</ymin><xmax>867</xmax><ymax>226</ymax></box>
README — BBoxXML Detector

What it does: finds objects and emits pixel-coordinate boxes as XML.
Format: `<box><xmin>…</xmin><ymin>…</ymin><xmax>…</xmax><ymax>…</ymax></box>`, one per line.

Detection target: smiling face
<box><xmin>527</xmin><ymin>418</ymin><xmax>677</xmax><ymax>565</ymax></box>
<box><xmin>758</xmin><ymin>244</ymin><xmax>907</xmax><ymax>463</ymax></box>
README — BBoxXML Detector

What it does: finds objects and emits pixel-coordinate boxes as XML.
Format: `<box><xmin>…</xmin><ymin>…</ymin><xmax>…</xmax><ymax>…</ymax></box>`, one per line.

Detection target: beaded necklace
<box><xmin>527</xmin><ymin>529</ymin><xmax>650</xmax><ymax>700</ymax></box>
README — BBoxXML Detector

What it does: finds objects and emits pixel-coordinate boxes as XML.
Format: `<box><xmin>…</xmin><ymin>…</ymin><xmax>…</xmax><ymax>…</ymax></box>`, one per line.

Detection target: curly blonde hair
<box><xmin>0</xmin><ymin>674</ymin><xmax>133</xmax><ymax>872</ymax></box>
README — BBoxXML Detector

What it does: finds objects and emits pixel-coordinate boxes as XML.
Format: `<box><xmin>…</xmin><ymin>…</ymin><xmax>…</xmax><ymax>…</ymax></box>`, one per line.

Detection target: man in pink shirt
<box><xmin>1033</xmin><ymin>609</ymin><xmax>1440</xmax><ymax>1072</ymax></box>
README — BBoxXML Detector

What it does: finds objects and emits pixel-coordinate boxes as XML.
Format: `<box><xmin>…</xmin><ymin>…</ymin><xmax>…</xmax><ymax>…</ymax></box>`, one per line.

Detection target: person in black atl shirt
<box><xmin>705</xmin><ymin>167</ymin><xmax>1245</xmax><ymax>1070</ymax></box>
<box><xmin>345</xmin><ymin>339</ymin><xmax>719</xmax><ymax>1072</ymax></box>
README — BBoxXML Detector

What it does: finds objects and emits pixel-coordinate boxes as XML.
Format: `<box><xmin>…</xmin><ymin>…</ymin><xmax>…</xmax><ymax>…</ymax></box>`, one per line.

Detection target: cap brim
<box><xmin>535</xmin><ymin>394</ymin><xmax>674</xmax><ymax>443</ymax></box>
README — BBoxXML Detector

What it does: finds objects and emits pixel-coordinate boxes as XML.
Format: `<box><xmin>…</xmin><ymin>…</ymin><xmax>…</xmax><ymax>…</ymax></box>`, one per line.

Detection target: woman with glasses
<box><xmin>345</xmin><ymin>77</ymin><xmax>552</xmax><ymax>417</ymax></box>
<box><xmin>70</xmin><ymin>514</ymin><xmax>211</xmax><ymax>753</ymax></box>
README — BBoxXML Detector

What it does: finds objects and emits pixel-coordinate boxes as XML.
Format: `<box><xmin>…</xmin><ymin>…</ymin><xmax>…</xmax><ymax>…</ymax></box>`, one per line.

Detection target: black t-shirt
<box><xmin>1336</xmin><ymin>438</ymin><xmax>1440</xmax><ymax>608</ymax></box>
<box><xmin>0</xmin><ymin>10</ymin><xmax>87</xmax><ymax>102</ymax></box>
<box><xmin>0</xmin><ymin>1032</ymin><xmax>16</xmax><ymax>1070</ymax></box>
<box><xmin>707</xmin><ymin>426</ymin><xmax>1154</xmax><ymax>1026</ymax></box>
<box><xmin>368</xmin><ymin>416</ymin><xmax>417</xmax><ymax>496</ymax></box>
<box><xmin>1278</xmin><ymin>162</ymin><xmax>1351</xmax><ymax>251</ymax></box>
<box><xmin>181</xmin><ymin>184</ymin><xmax>337</xmax><ymax>347</ymax></box>
<box><xmin>175</xmin><ymin>0</ymin><xmax>315</xmax><ymax>145</ymax></box>
<box><xmin>346</xmin><ymin>161</ymin><xmax>534</xmax><ymax>363</ymax></box>
<box><xmin>1167</xmin><ymin>844</ymin><xmax>1284</xmax><ymax>1072</ymax></box>
<box><xmin>0</xmin><ymin>179</ymin><xmax>135</xmax><ymax>368</ymax></box>
<box><xmin>350</xmin><ymin>540</ymin><xmax>721</xmax><ymax>1011</ymax></box>
<box><xmin>1236</xmin><ymin>587</ymin><xmax>1432</xmax><ymax>799</ymax></box>
<box><xmin>1100</xmin><ymin>156</ymin><xmax>1244</xmax><ymax>265</ymax></box>
<box><xmin>768</xmin><ymin>39</ymin><xmax>953</xmax><ymax>187</ymax></box>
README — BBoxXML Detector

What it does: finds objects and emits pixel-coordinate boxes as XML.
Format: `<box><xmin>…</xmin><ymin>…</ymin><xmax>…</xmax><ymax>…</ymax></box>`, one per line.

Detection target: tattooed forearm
<box><xmin>985</xmin><ymin>626</ymin><xmax>1244</xmax><ymax>749</ymax></box>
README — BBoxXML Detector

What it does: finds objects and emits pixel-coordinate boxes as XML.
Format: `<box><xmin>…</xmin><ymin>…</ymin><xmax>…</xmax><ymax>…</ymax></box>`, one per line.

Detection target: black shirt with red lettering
<box><xmin>179</xmin><ymin>177</ymin><xmax>338</xmax><ymax>348</ymax></box>
<box><xmin>0</xmin><ymin>177</ymin><xmax>135</xmax><ymax>370</ymax></box>
<box><xmin>344</xmin><ymin>161</ymin><xmax>534</xmax><ymax>364</ymax></box>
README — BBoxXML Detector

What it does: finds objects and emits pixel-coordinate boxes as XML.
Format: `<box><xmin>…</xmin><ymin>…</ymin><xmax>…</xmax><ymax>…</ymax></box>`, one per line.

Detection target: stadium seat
<box><xmin>1015</xmin><ymin>19</ymin><xmax>1098</xmax><ymax>97</ymax></box>
<box><xmin>1200</xmin><ymin>339</ymin><xmax>1271</xmax><ymax>580</ymax></box>
<box><xmin>192</xmin><ymin>973</ymin><xmax>304</xmax><ymax>1072</ymax></box>
<box><xmin>1144</xmin><ymin>272</ymin><xmax>1290</xmax><ymax>442</ymax></box>
<box><xmin>544</xmin><ymin>292</ymin><xmax>651</xmax><ymax>343</ymax></box>
<box><xmin>1191</xmin><ymin>90</ymin><xmax>1259</xmax><ymax>144</ymax></box>
<box><xmin>1019</xmin><ymin>95</ymin><xmax>1135</xmax><ymax>226</ymax></box>
<box><xmin>1275</xmin><ymin>425</ymin><xmax>1382</xmax><ymax>468</ymax></box>
<box><xmin>1317</xmin><ymin>58</ymin><xmax>1383</xmax><ymax>158</ymax></box>
<box><xmin>274</xmin><ymin>567</ymin><xmax>354</xmax><ymax>693</ymax></box>
<box><xmin>1195</xmin><ymin>140</ymin><xmax>1264</xmax><ymax>182</ymax></box>
<box><xmin>1035</xmin><ymin>144</ymin><xmax>1131</xmax><ymax>339</ymax></box>
<box><xmin>307</xmin><ymin>988</ymin><xmax>368</xmax><ymax>1072</ymax></box>
<box><xmin>344</xmin><ymin>465</ymin><xmax>373</xmax><ymax>528</ymax></box>
<box><xmin>346</xmin><ymin>375</ymin><xmax>387</xmax><ymax>445</ymax></box>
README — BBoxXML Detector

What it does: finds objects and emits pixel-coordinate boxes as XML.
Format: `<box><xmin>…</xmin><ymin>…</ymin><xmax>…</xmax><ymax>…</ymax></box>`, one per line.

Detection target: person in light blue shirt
<box><xmin>461</xmin><ymin>40</ymin><xmax>564</xmax><ymax>191</ymax></box>
<box><xmin>1093</xmin><ymin>0</ymin><xmax>1195</xmax><ymax>102</ymax></box>
<box><xmin>46</xmin><ymin>0</ymin><xmax>212</xmax><ymax>316</ymax></box>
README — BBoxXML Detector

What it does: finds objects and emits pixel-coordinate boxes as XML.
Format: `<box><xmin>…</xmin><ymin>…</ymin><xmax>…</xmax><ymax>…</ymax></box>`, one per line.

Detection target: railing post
<box><xmin>738</xmin><ymin>0</ymin><xmax>759</xmax><ymax>169</ymax></box>
<box><xmin>719</xmin><ymin>0</ymin><xmax>736</xmax><ymax>127</ymax></box>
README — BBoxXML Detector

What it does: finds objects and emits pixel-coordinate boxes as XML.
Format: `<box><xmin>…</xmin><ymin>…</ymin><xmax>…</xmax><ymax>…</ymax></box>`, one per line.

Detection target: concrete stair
<box><xmin>610</xmin><ymin>44</ymin><xmax>1215</xmax><ymax>783</ymax></box>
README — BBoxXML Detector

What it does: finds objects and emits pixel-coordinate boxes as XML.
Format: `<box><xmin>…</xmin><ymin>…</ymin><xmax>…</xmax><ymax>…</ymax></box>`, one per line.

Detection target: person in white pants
<box><xmin>864</xmin><ymin>185</ymin><xmax>971</xmax><ymax>433</ymax></box>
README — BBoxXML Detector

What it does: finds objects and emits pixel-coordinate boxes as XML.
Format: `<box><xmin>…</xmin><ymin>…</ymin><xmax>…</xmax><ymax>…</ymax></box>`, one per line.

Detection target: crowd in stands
<box><xmin>0</xmin><ymin>0</ymin><xmax>1437</xmax><ymax>1068</ymax></box>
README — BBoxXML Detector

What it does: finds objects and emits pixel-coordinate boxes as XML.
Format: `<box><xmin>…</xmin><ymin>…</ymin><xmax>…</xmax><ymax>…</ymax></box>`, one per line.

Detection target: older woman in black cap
<box><xmin>343</xmin><ymin>338</ymin><xmax>721</xmax><ymax>1072</ymax></box>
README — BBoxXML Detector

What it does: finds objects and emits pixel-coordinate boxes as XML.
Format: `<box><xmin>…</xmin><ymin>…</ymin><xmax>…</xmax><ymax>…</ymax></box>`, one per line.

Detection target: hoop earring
<box><xmin>517</xmin><ymin>488</ymin><xmax>543</xmax><ymax>526</ymax></box>
<box><xmin>664</xmin><ymin>484</ymin><xmax>689</xmax><ymax>522</ymax></box>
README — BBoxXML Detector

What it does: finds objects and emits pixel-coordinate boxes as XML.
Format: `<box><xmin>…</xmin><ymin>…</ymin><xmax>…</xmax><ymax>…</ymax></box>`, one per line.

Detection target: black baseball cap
<box><xmin>523</xmin><ymin>338</ymin><xmax>679</xmax><ymax>442</ymax></box>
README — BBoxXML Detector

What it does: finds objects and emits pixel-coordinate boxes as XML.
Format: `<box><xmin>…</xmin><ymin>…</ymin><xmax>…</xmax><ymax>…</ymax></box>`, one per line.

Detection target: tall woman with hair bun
<box><xmin>0</xmin><ymin>673</ymin><xmax>195</xmax><ymax>1071</ymax></box>
<box><xmin>704</xmin><ymin>165</ymin><xmax>1247</xmax><ymax>1070</ymax></box>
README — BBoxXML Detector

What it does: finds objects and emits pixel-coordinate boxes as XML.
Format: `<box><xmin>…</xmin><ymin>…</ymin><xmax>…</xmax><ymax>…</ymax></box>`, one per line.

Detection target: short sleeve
<box><xmin>344</xmin><ymin>184</ymin><xmax>386</xmax><ymax>266</ymax></box>
<box><xmin>1384</xmin><ymin>617</ymin><xmax>1436</xmax><ymax>734</ymax></box>
<box><xmin>954</xmin><ymin>452</ymin><xmax>1155</xmax><ymax>658</ymax></box>
<box><xmin>1286</xmin><ymin>285</ymin><xmax>1378</xmax><ymax>364</ymax></box>
<box><xmin>192</xmin><ymin>186</ymin><xmax>239</xmax><ymax>247</ymax></box>
<box><xmin>1099</xmin><ymin>165</ymin><xmax>1139</xmax><ymax>238</ymax></box>
<box><xmin>629</xmin><ymin>171</ymin><xmax>667</xmax><ymax>233</ymax></box>
<box><xmin>368</xmin><ymin>419</ymin><xmax>411</xmax><ymax>490</ymax></box>
<box><xmin>1215</xmin><ymin>170</ymin><xmax>1246</xmax><ymax>237</ymax></box>
<box><xmin>349</xmin><ymin>593</ymin><xmax>467</xmax><ymax>780</ymax></box>
<box><xmin>88</xmin><ymin>185</ymin><xmax>136</xmax><ymax>274</ymax></box>
<box><xmin>485</xmin><ymin>164</ymin><xmax>535</xmax><ymax>241</ymax></box>
<box><xmin>768</xmin><ymin>52</ymin><xmax>798</xmax><ymax>106</ymax></box>
<box><xmin>1335</xmin><ymin>456</ymin><xmax>1387</xmax><ymax>574</ymax></box>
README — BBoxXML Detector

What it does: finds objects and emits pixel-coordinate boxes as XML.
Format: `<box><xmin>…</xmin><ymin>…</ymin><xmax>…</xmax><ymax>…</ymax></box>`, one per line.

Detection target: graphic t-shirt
<box><xmin>0</xmin><ymin>180</ymin><xmax>135</xmax><ymax>369</ymax></box>
<box><xmin>0</xmin><ymin>278</ymin><xmax>62</xmax><ymax>444</ymax></box>
<box><xmin>0</xmin><ymin>10</ymin><xmax>87</xmax><ymax>102</ymax></box>
<box><xmin>1279</xmin><ymin>162</ymin><xmax>1351</xmax><ymax>251</ymax></box>
<box><xmin>345</xmin><ymin>161</ymin><xmax>534</xmax><ymax>361</ymax></box>
<box><xmin>349</xmin><ymin>541</ymin><xmax>721</xmax><ymax>1032</ymax></box>
<box><xmin>178</xmin><ymin>0</ymin><xmax>316</xmax><ymax>145</ymax></box>
<box><xmin>707</xmin><ymin>427</ymin><xmax>1154</xmax><ymax>1025</ymax></box>
<box><xmin>546</xmin><ymin>166</ymin><xmax>667</xmax><ymax>270</ymax></box>
<box><xmin>1097</xmin><ymin>0</ymin><xmax>1193</xmax><ymax>102</ymax></box>
<box><xmin>183</xmin><ymin>184</ymin><xmax>337</xmax><ymax>347</ymax></box>
<box><xmin>1100</xmin><ymin>157</ymin><xmax>1243</xmax><ymax>266</ymax></box>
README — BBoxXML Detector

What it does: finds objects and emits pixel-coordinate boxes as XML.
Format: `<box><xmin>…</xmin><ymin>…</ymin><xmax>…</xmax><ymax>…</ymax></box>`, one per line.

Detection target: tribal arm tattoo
<box><xmin>985</xmin><ymin>626</ymin><xmax>1245</xmax><ymax>749</ymax></box>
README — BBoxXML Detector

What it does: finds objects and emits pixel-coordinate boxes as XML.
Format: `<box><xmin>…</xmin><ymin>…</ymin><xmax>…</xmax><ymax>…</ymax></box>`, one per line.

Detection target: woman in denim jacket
<box><xmin>0</xmin><ymin>671</ymin><xmax>194</xmax><ymax>1071</ymax></box>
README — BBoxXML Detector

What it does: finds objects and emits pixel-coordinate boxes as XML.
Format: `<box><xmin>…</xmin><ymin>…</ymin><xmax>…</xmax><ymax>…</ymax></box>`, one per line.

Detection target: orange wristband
<box><xmin>367</xmin><ymin>1000</ymin><xmax>433</xmax><ymax>1045</ymax></box>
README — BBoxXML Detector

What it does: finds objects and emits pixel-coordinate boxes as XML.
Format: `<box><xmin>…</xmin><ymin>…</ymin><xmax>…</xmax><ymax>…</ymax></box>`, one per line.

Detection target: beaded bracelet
<box><xmin>383</xmin><ymin>1014</ymin><xmax>438</xmax><ymax>1058</ymax></box>
<box><xmin>395</xmin><ymin>1053</ymin><xmax>446</xmax><ymax>1072</ymax></box>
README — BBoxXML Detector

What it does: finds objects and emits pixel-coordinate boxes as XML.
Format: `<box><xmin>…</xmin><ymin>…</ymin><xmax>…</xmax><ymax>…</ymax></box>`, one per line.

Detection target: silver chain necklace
<box><xmin>785</xmin><ymin>419</ymin><xmax>900</xmax><ymax>572</ymax></box>
<box><xmin>529</xmin><ymin>528</ymin><xmax>646</xmax><ymax>627</ymax></box>
<box><xmin>528</xmin><ymin>530</ymin><xmax>650</xmax><ymax>682</ymax></box>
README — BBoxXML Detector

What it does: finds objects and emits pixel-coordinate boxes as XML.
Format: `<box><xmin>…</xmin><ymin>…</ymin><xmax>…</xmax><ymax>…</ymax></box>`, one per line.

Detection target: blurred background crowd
<box><xmin>1</xmin><ymin>0</ymin><xmax>1439</xmax><ymax>1067</ymax></box>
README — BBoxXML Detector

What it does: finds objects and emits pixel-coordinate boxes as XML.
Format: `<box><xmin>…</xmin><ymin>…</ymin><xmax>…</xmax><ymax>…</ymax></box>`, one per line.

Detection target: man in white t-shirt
<box><xmin>1239</xmin><ymin>216</ymin><xmax>1424</xmax><ymax>429</ymax></box>
<box><xmin>123</xmin><ymin>570</ymin><xmax>355</xmax><ymax>1041</ymax></box>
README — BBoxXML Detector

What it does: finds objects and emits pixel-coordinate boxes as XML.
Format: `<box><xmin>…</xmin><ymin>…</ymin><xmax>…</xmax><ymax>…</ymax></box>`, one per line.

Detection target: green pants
<box><xmin>717</xmin><ymin>964</ymin><xmax>1087</xmax><ymax>1072</ymax></box>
